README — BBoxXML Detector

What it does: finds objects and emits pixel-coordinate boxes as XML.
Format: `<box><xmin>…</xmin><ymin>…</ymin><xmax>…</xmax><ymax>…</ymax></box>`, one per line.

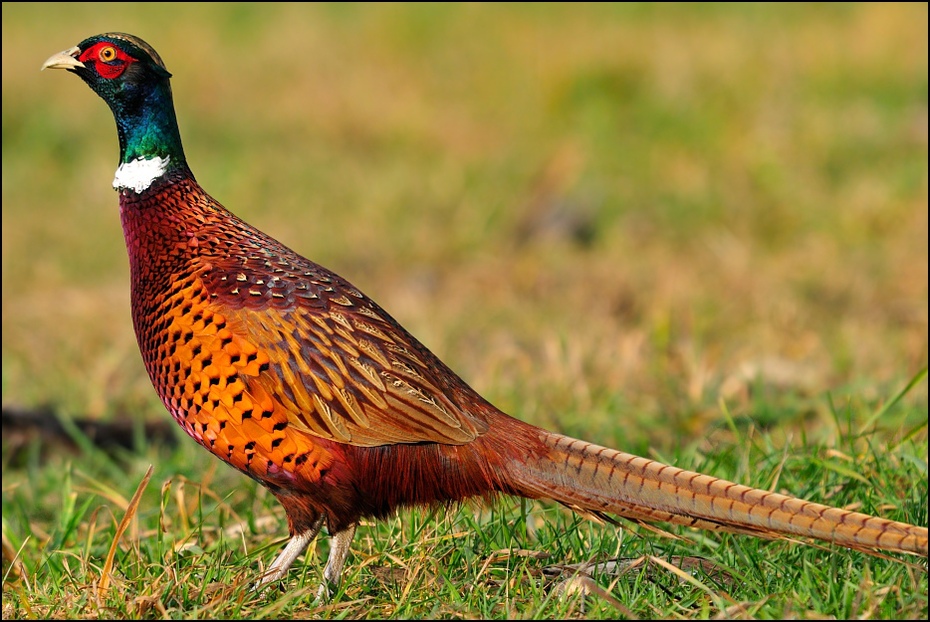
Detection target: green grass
<box><xmin>2</xmin><ymin>380</ymin><xmax>926</xmax><ymax>619</ymax></box>
<box><xmin>2</xmin><ymin>3</ymin><xmax>927</xmax><ymax>619</ymax></box>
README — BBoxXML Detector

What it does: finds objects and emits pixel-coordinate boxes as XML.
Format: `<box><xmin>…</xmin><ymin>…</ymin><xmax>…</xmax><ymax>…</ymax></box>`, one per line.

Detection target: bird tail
<box><xmin>505</xmin><ymin>430</ymin><xmax>928</xmax><ymax>556</ymax></box>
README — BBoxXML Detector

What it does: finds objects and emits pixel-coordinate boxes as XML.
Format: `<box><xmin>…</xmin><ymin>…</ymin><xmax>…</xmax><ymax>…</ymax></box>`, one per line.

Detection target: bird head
<box><xmin>42</xmin><ymin>33</ymin><xmax>173</xmax><ymax>110</ymax></box>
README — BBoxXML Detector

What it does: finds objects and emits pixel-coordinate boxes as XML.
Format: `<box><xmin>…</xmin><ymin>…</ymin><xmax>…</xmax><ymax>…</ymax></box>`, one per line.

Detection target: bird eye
<box><xmin>99</xmin><ymin>46</ymin><xmax>117</xmax><ymax>62</ymax></box>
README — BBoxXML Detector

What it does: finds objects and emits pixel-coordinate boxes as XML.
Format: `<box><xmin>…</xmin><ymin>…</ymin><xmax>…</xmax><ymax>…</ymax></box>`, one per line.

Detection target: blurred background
<box><xmin>2</xmin><ymin>3</ymin><xmax>927</xmax><ymax>453</ymax></box>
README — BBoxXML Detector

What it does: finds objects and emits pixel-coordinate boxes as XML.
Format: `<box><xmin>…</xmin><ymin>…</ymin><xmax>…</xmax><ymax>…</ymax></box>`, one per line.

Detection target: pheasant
<box><xmin>43</xmin><ymin>33</ymin><xmax>927</xmax><ymax>598</ymax></box>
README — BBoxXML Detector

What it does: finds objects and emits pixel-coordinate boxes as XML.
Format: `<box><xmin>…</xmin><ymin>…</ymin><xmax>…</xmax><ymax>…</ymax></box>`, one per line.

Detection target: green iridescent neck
<box><xmin>113</xmin><ymin>80</ymin><xmax>187</xmax><ymax>169</ymax></box>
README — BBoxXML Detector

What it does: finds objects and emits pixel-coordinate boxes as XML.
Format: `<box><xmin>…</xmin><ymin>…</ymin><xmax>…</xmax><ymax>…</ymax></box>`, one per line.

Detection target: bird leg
<box><xmin>254</xmin><ymin>514</ymin><xmax>324</xmax><ymax>591</ymax></box>
<box><xmin>316</xmin><ymin>523</ymin><xmax>358</xmax><ymax>601</ymax></box>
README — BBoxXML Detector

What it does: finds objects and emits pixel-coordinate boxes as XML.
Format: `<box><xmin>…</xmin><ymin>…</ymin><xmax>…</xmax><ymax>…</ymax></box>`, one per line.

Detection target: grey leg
<box><xmin>254</xmin><ymin>515</ymin><xmax>324</xmax><ymax>591</ymax></box>
<box><xmin>316</xmin><ymin>523</ymin><xmax>358</xmax><ymax>600</ymax></box>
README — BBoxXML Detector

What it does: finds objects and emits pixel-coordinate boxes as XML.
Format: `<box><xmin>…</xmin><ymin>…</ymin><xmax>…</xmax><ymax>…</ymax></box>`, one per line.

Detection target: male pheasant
<box><xmin>43</xmin><ymin>33</ymin><xmax>927</xmax><ymax>597</ymax></box>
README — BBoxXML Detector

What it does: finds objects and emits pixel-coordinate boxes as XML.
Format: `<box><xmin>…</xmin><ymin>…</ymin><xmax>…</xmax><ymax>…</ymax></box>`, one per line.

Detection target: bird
<box><xmin>42</xmin><ymin>33</ymin><xmax>927</xmax><ymax>599</ymax></box>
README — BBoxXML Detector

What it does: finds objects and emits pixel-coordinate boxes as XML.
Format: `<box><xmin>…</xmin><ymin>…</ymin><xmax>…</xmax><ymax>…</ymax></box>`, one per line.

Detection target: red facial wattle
<box><xmin>79</xmin><ymin>41</ymin><xmax>136</xmax><ymax>79</ymax></box>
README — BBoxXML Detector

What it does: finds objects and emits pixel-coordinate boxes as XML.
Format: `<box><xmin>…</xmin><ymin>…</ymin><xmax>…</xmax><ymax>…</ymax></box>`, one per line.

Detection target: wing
<box><xmin>200</xmin><ymin>235</ymin><xmax>489</xmax><ymax>448</ymax></box>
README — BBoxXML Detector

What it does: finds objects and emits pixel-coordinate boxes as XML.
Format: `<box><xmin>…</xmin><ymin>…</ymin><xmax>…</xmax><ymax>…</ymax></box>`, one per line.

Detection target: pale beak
<box><xmin>41</xmin><ymin>46</ymin><xmax>85</xmax><ymax>71</ymax></box>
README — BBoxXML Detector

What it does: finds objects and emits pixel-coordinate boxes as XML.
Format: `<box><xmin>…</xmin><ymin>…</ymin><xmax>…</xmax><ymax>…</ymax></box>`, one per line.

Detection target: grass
<box><xmin>2</xmin><ymin>383</ymin><xmax>927</xmax><ymax>619</ymax></box>
<box><xmin>2</xmin><ymin>3</ymin><xmax>927</xmax><ymax>619</ymax></box>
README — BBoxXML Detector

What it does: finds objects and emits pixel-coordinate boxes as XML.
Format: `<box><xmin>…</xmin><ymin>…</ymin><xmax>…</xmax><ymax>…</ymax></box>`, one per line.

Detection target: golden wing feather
<box><xmin>217</xmin><ymin>279</ymin><xmax>489</xmax><ymax>447</ymax></box>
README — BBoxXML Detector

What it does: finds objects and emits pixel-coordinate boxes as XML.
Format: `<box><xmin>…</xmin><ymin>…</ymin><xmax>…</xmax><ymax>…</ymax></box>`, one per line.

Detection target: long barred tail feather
<box><xmin>508</xmin><ymin>431</ymin><xmax>928</xmax><ymax>556</ymax></box>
